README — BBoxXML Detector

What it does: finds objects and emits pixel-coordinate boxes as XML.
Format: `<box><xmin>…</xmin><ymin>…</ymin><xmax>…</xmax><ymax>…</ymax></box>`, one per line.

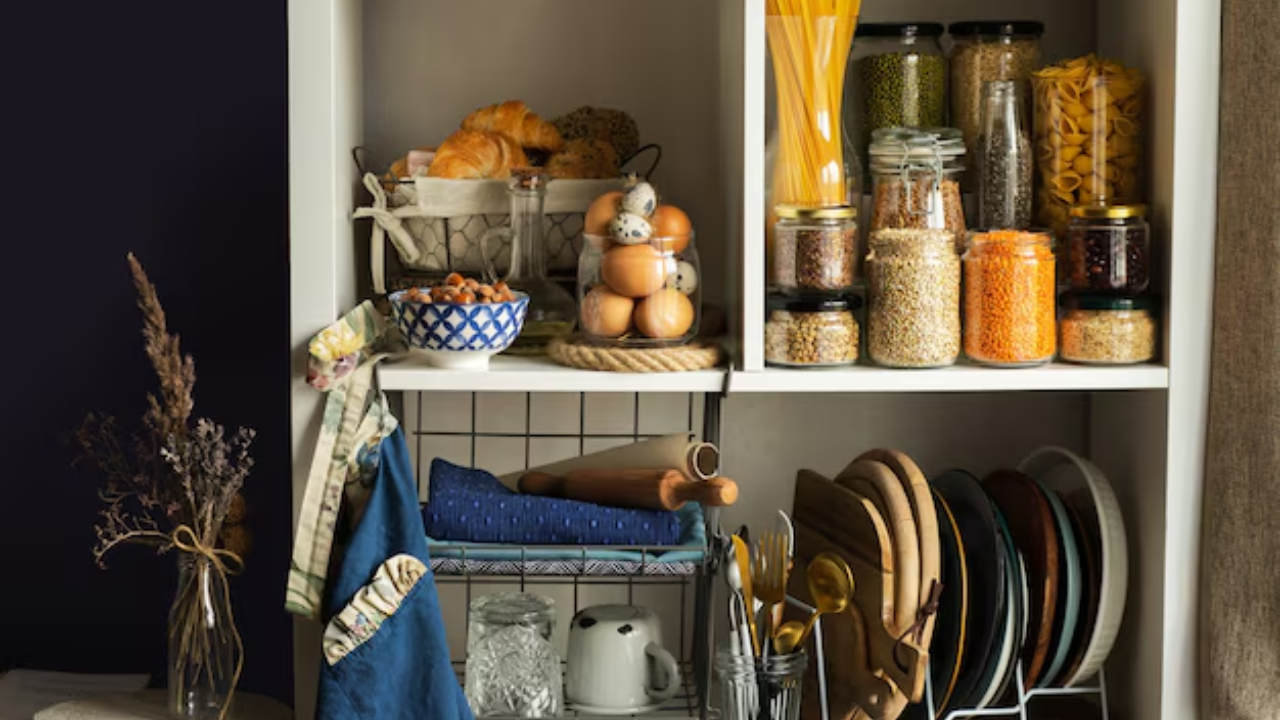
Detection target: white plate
<box><xmin>1019</xmin><ymin>446</ymin><xmax>1129</xmax><ymax>688</ymax></box>
<box><xmin>568</xmin><ymin>701</ymin><xmax>670</xmax><ymax>716</ymax></box>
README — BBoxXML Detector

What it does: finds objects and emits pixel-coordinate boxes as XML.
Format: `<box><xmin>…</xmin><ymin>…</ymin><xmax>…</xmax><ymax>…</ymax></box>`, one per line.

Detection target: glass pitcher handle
<box><xmin>479</xmin><ymin>226</ymin><xmax>513</xmax><ymax>286</ymax></box>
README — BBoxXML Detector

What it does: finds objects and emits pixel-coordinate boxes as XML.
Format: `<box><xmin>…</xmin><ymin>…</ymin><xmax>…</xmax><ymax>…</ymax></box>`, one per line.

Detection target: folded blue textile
<box><xmin>423</xmin><ymin>458</ymin><xmax>682</xmax><ymax>546</ymax></box>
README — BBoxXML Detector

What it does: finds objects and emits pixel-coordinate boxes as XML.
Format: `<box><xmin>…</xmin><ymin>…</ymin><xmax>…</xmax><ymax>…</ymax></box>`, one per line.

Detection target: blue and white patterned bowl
<box><xmin>390</xmin><ymin>290</ymin><xmax>529</xmax><ymax>370</ymax></box>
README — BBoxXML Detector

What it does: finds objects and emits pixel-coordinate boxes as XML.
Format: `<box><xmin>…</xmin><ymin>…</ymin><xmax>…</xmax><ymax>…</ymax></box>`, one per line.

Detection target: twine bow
<box><xmin>354</xmin><ymin>173</ymin><xmax>423</xmax><ymax>295</ymax></box>
<box><xmin>171</xmin><ymin>524</ymin><xmax>246</xmax><ymax>720</ymax></box>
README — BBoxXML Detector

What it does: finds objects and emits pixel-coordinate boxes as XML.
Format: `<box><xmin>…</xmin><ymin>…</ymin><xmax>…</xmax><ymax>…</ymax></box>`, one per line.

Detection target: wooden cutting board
<box><xmin>792</xmin><ymin>470</ymin><xmax>928</xmax><ymax>704</ymax></box>
<box><xmin>854</xmin><ymin>449</ymin><xmax>942</xmax><ymax>652</ymax></box>
<box><xmin>833</xmin><ymin>459</ymin><xmax>920</xmax><ymax>634</ymax></box>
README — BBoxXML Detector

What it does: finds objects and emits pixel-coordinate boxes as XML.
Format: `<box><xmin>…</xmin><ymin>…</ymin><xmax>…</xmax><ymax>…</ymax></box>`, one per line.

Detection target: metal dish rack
<box><xmin>403</xmin><ymin>390</ymin><xmax>723</xmax><ymax>719</ymax></box>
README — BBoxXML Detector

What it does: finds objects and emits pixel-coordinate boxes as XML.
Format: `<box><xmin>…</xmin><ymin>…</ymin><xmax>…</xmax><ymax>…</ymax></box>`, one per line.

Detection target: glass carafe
<box><xmin>977</xmin><ymin>80</ymin><xmax>1032</xmax><ymax>229</ymax></box>
<box><xmin>481</xmin><ymin>169</ymin><xmax>577</xmax><ymax>355</ymax></box>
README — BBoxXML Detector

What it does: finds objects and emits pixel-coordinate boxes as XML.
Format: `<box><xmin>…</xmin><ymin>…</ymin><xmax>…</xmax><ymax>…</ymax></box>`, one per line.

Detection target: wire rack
<box><xmin>402</xmin><ymin>389</ymin><xmax>722</xmax><ymax>719</ymax></box>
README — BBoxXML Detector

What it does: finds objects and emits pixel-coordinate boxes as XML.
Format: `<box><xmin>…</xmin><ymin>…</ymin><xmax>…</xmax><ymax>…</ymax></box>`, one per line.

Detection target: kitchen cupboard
<box><xmin>288</xmin><ymin>2</ymin><xmax>1220</xmax><ymax>720</ymax></box>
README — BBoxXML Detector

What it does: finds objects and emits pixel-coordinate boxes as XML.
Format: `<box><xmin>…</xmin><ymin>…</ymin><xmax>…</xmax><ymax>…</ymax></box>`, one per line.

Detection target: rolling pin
<box><xmin>517</xmin><ymin>468</ymin><xmax>739</xmax><ymax>511</ymax></box>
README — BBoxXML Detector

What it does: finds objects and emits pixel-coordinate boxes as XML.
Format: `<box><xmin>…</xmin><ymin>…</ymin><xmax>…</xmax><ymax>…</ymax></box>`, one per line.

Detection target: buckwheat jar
<box><xmin>866</xmin><ymin>228</ymin><xmax>960</xmax><ymax>368</ymax></box>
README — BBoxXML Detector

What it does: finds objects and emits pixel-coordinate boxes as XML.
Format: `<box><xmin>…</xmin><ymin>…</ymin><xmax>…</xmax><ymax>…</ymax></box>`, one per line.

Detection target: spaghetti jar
<box><xmin>771</xmin><ymin>205</ymin><xmax>858</xmax><ymax>292</ymax></box>
<box><xmin>866</xmin><ymin>228</ymin><xmax>960</xmax><ymax>368</ymax></box>
<box><xmin>1060</xmin><ymin>294</ymin><xmax>1157</xmax><ymax>365</ymax></box>
<box><xmin>1031</xmin><ymin>55</ymin><xmax>1145</xmax><ymax>238</ymax></box>
<box><xmin>868</xmin><ymin>128</ymin><xmax>967</xmax><ymax>251</ymax></box>
<box><xmin>1065</xmin><ymin>204</ymin><xmax>1151</xmax><ymax>293</ymax></box>
<box><xmin>963</xmin><ymin>230</ymin><xmax>1057</xmax><ymax>366</ymax></box>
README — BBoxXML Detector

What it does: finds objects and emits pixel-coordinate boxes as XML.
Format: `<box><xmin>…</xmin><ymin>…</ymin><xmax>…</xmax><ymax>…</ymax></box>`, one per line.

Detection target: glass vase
<box><xmin>169</xmin><ymin>553</ymin><xmax>242</xmax><ymax>720</ymax></box>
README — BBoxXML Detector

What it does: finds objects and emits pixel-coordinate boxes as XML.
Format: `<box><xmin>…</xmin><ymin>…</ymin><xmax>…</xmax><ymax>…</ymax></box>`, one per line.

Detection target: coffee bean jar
<box><xmin>765</xmin><ymin>296</ymin><xmax>861</xmax><ymax>368</ymax></box>
<box><xmin>1065</xmin><ymin>204</ymin><xmax>1150</xmax><ymax>293</ymax></box>
<box><xmin>770</xmin><ymin>204</ymin><xmax>858</xmax><ymax>293</ymax></box>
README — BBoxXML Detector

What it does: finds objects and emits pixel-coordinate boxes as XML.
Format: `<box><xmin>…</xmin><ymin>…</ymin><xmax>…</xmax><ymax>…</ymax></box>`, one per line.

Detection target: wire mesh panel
<box><xmin>402</xmin><ymin>390</ymin><xmax>717</xmax><ymax>719</ymax></box>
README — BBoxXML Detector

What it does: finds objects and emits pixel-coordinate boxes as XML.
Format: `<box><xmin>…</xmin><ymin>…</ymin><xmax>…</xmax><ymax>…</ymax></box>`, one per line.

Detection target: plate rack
<box><xmin>917</xmin><ymin>662</ymin><xmax>1109</xmax><ymax>720</ymax></box>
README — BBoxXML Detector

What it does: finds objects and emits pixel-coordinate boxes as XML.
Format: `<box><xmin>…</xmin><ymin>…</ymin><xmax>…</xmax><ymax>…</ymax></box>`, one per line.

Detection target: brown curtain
<box><xmin>1200</xmin><ymin>0</ymin><xmax>1280</xmax><ymax>717</ymax></box>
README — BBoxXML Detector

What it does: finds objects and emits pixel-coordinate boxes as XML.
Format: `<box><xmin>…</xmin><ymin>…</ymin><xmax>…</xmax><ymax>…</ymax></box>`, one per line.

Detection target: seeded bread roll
<box><xmin>552</xmin><ymin>107</ymin><xmax>641</xmax><ymax>162</ymax></box>
<box><xmin>544</xmin><ymin>138</ymin><xmax>620</xmax><ymax>180</ymax></box>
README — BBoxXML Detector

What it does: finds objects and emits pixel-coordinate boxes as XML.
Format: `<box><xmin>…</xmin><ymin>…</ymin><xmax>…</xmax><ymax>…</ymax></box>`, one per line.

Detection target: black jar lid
<box><xmin>1068</xmin><ymin>294</ymin><xmax>1154</xmax><ymax>312</ymax></box>
<box><xmin>856</xmin><ymin>22</ymin><xmax>946</xmax><ymax>39</ymax></box>
<box><xmin>947</xmin><ymin>21</ymin><xmax>1046</xmax><ymax>37</ymax></box>
<box><xmin>770</xmin><ymin>294</ymin><xmax>862</xmax><ymax>313</ymax></box>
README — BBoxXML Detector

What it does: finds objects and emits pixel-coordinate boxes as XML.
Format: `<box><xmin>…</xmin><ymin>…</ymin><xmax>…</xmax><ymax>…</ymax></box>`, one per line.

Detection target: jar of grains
<box><xmin>771</xmin><ymin>204</ymin><xmax>858</xmax><ymax>293</ymax></box>
<box><xmin>869</xmin><ymin>128</ymin><xmax>967</xmax><ymax>251</ymax></box>
<box><xmin>765</xmin><ymin>296</ymin><xmax>860</xmax><ymax>368</ymax></box>
<box><xmin>855</xmin><ymin>24</ymin><xmax>948</xmax><ymax>135</ymax></box>
<box><xmin>1065</xmin><ymin>204</ymin><xmax>1151</xmax><ymax>293</ymax></box>
<box><xmin>866</xmin><ymin>228</ymin><xmax>960</xmax><ymax>368</ymax></box>
<box><xmin>1060</xmin><ymin>295</ymin><xmax>1157</xmax><ymax>365</ymax></box>
<box><xmin>1031</xmin><ymin>55</ymin><xmax>1145</xmax><ymax>238</ymax></box>
<box><xmin>963</xmin><ymin>230</ymin><xmax>1057</xmax><ymax>366</ymax></box>
<box><xmin>948</xmin><ymin>21</ymin><xmax>1043</xmax><ymax>183</ymax></box>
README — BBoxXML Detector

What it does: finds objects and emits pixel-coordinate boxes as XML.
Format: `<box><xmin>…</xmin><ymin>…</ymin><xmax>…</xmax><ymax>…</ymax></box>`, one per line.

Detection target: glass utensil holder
<box><xmin>465</xmin><ymin>592</ymin><xmax>562</xmax><ymax>718</ymax></box>
<box><xmin>715</xmin><ymin>642</ymin><xmax>807</xmax><ymax>720</ymax></box>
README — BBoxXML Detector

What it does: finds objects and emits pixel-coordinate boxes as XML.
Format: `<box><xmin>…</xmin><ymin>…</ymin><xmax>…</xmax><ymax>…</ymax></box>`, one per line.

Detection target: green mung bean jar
<box><xmin>853</xmin><ymin>23</ymin><xmax>948</xmax><ymax>139</ymax></box>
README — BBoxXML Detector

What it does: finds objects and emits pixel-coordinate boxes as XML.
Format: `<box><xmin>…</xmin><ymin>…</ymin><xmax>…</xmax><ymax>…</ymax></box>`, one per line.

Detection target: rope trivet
<box><xmin>548</xmin><ymin>337</ymin><xmax>723</xmax><ymax>373</ymax></box>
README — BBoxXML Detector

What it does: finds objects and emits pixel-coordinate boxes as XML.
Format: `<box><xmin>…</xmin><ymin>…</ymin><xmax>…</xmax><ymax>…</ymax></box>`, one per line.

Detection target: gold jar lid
<box><xmin>775</xmin><ymin>204</ymin><xmax>856</xmax><ymax>220</ymax></box>
<box><xmin>1070</xmin><ymin>204</ymin><xmax>1147</xmax><ymax>219</ymax></box>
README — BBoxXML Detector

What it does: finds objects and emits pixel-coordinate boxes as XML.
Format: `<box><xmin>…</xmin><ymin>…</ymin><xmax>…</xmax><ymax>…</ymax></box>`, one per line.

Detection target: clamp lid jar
<box><xmin>869</xmin><ymin>128</ymin><xmax>968</xmax><ymax>248</ymax></box>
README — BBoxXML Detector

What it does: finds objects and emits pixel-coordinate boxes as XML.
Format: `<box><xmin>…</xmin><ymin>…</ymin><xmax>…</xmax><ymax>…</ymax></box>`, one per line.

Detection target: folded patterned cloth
<box><xmin>423</xmin><ymin>459</ymin><xmax>682</xmax><ymax>546</ymax></box>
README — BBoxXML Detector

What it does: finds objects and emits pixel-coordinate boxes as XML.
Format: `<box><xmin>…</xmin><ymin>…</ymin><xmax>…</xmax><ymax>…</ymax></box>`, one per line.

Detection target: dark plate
<box><xmin>930</xmin><ymin>489</ymin><xmax>968</xmax><ymax>714</ymax></box>
<box><xmin>983</xmin><ymin>469</ymin><xmax>1061</xmax><ymax>689</ymax></box>
<box><xmin>1057</xmin><ymin>500</ymin><xmax>1102</xmax><ymax>684</ymax></box>
<box><xmin>931</xmin><ymin>469</ymin><xmax>1006</xmax><ymax>711</ymax></box>
<box><xmin>976</xmin><ymin>503</ymin><xmax>1022</xmax><ymax>708</ymax></box>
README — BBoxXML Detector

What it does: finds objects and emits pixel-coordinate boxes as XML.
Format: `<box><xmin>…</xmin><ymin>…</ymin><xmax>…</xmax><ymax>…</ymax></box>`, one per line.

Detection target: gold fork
<box><xmin>753</xmin><ymin>530</ymin><xmax>789</xmax><ymax>648</ymax></box>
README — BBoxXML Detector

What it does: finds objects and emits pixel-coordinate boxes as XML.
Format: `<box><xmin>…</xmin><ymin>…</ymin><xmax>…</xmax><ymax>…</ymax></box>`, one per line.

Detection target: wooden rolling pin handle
<box><xmin>672</xmin><ymin>476</ymin><xmax>739</xmax><ymax>507</ymax></box>
<box><xmin>517</xmin><ymin>471</ymin><xmax>566</xmax><ymax>497</ymax></box>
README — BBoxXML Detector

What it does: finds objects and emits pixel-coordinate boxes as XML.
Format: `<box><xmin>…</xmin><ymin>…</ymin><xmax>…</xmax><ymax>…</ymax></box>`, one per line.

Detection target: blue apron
<box><xmin>317</xmin><ymin>427</ymin><xmax>474</xmax><ymax>720</ymax></box>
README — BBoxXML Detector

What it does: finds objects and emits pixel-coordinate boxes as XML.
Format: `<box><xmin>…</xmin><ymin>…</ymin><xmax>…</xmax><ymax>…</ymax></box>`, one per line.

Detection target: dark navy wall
<box><xmin>0</xmin><ymin>1</ymin><xmax>292</xmax><ymax>704</ymax></box>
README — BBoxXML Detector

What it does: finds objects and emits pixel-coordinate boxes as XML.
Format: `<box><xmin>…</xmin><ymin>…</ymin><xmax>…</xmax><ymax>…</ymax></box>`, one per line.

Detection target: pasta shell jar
<box><xmin>963</xmin><ymin>230</ymin><xmax>1057</xmax><ymax>367</ymax></box>
<box><xmin>869</xmin><ymin>128</ymin><xmax>967</xmax><ymax>251</ymax></box>
<box><xmin>1065</xmin><ymin>204</ymin><xmax>1151</xmax><ymax>293</ymax></box>
<box><xmin>1031</xmin><ymin>55</ymin><xmax>1146</xmax><ymax>238</ymax></box>
<box><xmin>578</xmin><ymin>185</ymin><xmax>700</xmax><ymax>348</ymax></box>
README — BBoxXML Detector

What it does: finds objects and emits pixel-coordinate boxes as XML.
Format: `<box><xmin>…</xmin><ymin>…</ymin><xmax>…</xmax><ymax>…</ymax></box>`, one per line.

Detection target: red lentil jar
<box><xmin>962</xmin><ymin>230</ymin><xmax>1057</xmax><ymax>366</ymax></box>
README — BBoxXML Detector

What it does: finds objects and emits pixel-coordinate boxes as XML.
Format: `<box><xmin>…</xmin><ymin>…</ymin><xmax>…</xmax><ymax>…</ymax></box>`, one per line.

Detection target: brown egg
<box><xmin>584</xmin><ymin>191</ymin><xmax>624</xmax><ymax>236</ymax></box>
<box><xmin>650</xmin><ymin>205</ymin><xmax>692</xmax><ymax>253</ymax></box>
<box><xmin>580</xmin><ymin>286</ymin><xmax>634</xmax><ymax>338</ymax></box>
<box><xmin>634</xmin><ymin>289</ymin><xmax>695</xmax><ymax>340</ymax></box>
<box><xmin>602</xmin><ymin>244</ymin><xmax>668</xmax><ymax>298</ymax></box>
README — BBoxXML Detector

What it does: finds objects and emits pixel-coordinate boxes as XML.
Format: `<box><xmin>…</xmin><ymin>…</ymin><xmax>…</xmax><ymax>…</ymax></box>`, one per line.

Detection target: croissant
<box><xmin>427</xmin><ymin>130</ymin><xmax>529</xmax><ymax>180</ymax></box>
<box><xmin>462</xmin><ymin>100</ymin><xmax>564</xmax><ymax>153</ymax></box>
<box><xmin>545</xmin><ymin>138</ymin><xmax>619</xmax><ymax>180</ymax></box>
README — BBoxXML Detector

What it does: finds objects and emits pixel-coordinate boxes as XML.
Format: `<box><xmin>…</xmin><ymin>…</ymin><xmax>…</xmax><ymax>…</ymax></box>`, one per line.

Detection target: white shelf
<box><xmin>377</xmin><ymin>354</ymin><xmax>726</xmax><ymax>394</ymax></box>
<box><xmin>729</xmin><ymin>363</ymin><xmax>1170</xmax><ymax>393</ymax></box>
<box><xmin>378</xmin><ymin>355</ymin><xmax>1168</xmax><ymax>394</ymax></box>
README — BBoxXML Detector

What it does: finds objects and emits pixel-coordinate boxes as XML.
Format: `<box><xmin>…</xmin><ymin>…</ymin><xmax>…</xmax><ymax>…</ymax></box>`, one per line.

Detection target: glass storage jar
<box><xmin>765</xmin><ymin>296</ymin><xmax>860</xmax><ymax>368</ymax></box>
<box><xmin>866</xmin><ymin>228</ymin><xmax>960</xmax><ymax>368</ymax></box>
<box><xmin>963</xmin><ymin>230</ymin><xmax>1057</xmax><ymax>367</ymax></box>
<box><xmin>854</xmin><ymin>23</ymin><xmax>948</xmax><ymax>136</ymax></box>
<box><xmin>1031</xmin><ymin>55</ymin><xmax>1145</xmax><ymax>238</ymax></box>
<box><xmin>579</xmin><ymin>232</ymin><xmax>700</xmax><ymax>347</ymax></box>
<box><xmin>771</xmin><ymin>204</ymin><xmax>858</xmax><ymax>293</ymax></box>
<box><xmin>1060</xmin><ymin>294</ymin><xmax>1156</xmax><ymax>365</ymax></box>
<box><xmin>948</xmin><ymin>21</ymin><xmax>1044</xmax><ymax>177</ymax></box>
<box><xmin>977</xmin><ymin>80</ymin><xmax>1033</xmax><ymax>230</ymax></box>
<box><xmin>869</xmin><ymin>127</ymin><xmax>967</xmax><ymax>251</ymax></box>
<box><xmin>715</xmin><ymin>640</ymin><xmax>807</xmax><ymax>720</ymax></box>
<box><xmin>1065</xmin><ymin>204</ymin><xmax>1150</xmax><ymax>293</ymax></box>
<box><xmin>465</xmin><ymin>592</ymin><xmax>562</xmax><ymax>718</ymax></box>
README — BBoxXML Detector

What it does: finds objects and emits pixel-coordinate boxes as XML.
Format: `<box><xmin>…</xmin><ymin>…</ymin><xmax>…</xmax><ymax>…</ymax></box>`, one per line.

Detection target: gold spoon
<box><xmin>797</xmin><ymin>552</ymin><xmax>855</xmax><ymax>647</ymax></box>
<box><xmin>773</xmin><ymin>621</ymin><xmax>806</xmax><ymax>655</ymax></box>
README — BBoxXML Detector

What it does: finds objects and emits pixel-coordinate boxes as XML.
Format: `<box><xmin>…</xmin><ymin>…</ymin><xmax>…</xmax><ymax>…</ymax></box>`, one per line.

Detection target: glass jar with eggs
<box><xmin>578</xmin><ymin>179</ymin><xmax>701</xmax><ymax>347</ymax></box>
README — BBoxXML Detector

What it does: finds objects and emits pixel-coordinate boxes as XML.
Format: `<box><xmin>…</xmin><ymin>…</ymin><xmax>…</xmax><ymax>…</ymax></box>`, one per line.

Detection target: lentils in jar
<box><xmin>772</xmin><ymin>204</ymin><xmax>857</xmax><ymax>292</ymax></box>
<box><xmin>866</xmin><ymin>229</ymin><xmax>960</xmax><ymax>368</ymax></box>
<box><xmin>765</xmin><ymin>296</ymin><xmax>860</xmax><ymax>367</ymax></box>
<box><xmin>1065</xmin><ymin>204</ymin><xmax>1151</xmax><ymax>293</ymax></box>
<box><xmin>1060</xmin><ymin>295</ymin><xmax>1156</xmax><ymax>365</ymax></box>
<box><xmin>963</xmin><ymin>230</ymin><xmax>1057</xmax><ymax>366</ymax></box>
<box><xmin>856</xmin><ymin>23</ymin><xmax>948</xmax><ymax>132</ymax></box>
